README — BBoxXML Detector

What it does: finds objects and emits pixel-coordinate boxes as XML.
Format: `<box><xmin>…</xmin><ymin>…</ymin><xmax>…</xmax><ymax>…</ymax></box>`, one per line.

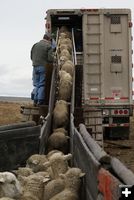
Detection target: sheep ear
<box><xmin>59</xmin><ymin>174</ymin><xmax>65</xmax><ymax>179</ymax></box>
<box><xmin>43</xmin><ymin>177</ymin><xmax>51</xmax><ymax>183</ymax></box>
<box><xmin>79</xmin><ymin>173</ymin><xmax>85</xmax><ymax>178</ymax></box>
<box><xmin>43</xmin><ymin>161</ymin><xmax>50</xmax><ymax>168</ymax></box>
<box><xmin>32</xmin><ymin>160</ymin><xmax>39</xmax><ymax>165</ymax></box>
<box><xmin>63</xmin><ymin>154</ymin><xmax>72</xmax><ymax>161</ymax></box>
<box><xmin>0</xmin><ymin>178</ymin><xmax>5</xmax><ymax>183</ymax></box>
<box><xmin>66</xmin><ymin>136</ymin><xmax>70</xmax><ymax>140</ymax></box>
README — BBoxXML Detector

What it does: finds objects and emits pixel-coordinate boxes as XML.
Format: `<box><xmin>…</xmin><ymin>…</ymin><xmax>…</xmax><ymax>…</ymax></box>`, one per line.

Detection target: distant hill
<box><xmin>0</xmin><ymin>96</ymin><xmax>32</xmax><ymax>103</ymax></box>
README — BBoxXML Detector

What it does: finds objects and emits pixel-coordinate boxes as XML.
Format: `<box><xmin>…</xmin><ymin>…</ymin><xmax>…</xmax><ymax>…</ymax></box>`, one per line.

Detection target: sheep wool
<box><xmin>53</xmin><ymin>100</ymin><xmax>69</xmax><ymax>128</ymax></box>
<box><xmin>59</xmin><ymin>44</ymin><xmax>72</xmax><ymax>54</ymax></box>
<box><xmin>59</xmin><ymin>55</ymin><xmax>70</xmax><ymax>67</ymax></box>
<box><xmin>60</xmin><ymin>49</ymin><xmax>71</xmax><ymax>60</ymax></box>
<box><xmin>47</xmin><ymin>132</ymin><xmax>69</xmax><ymax>154</ymax></box>
<box><xmin>46</xmin><ymin>150</ymin><xmax>64</xmax><ymax>160</ymax></box>
<box><xmin>26</xmin><ymin>154</ymin><xmax>48</xmax><ymax>172</ymax></box>
<box><xmin>43</xmin><ymin>178</ymin><xmax>65</xmax><ymax>200</ymax></box>
<box><xmin>53</xmin><ymin>128</ymin><xmax>68</xmax><ymax>136</ymax></box>
<box><xmin>0</xmin><ymin>172</ymin><xmax>22</xmax><ymax>199</ymax></box>
<box><xmin>21</xmin><ymin>173</ymin><xmax>45</xmax><ymax>200</ymax></box>
<box><xmin>15</xmin><ymin>167</ymin><xmax>33</xmax><ymax>177</ymax></box>
<box><xmin>49</xmin><ymin>168</ymin><xmax>85</xmax><ymax>200</ymax></box>
<box><xmin>61</xmin><ymin>61</ymin><xmax>74</xmax><ymax>77</ymax></box>
<box><xmin>44</xmin><ymin>153</ymin><xmax>72</xmax><ymax>179</ymax></box>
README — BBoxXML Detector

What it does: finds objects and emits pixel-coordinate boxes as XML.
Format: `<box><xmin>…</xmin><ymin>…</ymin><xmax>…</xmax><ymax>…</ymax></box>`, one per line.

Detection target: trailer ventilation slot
<box><xmin>111</xmin><ymin>15</ymin><xmax>121</xmax><ymax>24</ymax></box>
<box><xmin>111</xmin><ymin>56</ymin><xmax>121</xmax><ymax>63</ymax></box>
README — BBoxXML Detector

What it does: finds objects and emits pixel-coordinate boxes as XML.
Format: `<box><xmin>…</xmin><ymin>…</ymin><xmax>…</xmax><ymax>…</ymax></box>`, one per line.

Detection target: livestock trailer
<box><xmin>45</xmin><ymin>8</ymin><xmax>133</xmax><ymax>141</ymax></box>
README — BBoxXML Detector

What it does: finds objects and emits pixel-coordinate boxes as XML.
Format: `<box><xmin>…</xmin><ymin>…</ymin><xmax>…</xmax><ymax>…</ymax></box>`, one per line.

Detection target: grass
<box><xmin>0</xmin><ymin>101</ymin><xmax>24</xmax><ymax>125</ymax></box>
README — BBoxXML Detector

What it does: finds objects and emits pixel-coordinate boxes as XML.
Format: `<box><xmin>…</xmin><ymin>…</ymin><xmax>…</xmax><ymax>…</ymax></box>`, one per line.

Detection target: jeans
<box><xmin>32</xmin><ymin>65</ymin><xmax>46</xmax><ymax>104</ymax></box>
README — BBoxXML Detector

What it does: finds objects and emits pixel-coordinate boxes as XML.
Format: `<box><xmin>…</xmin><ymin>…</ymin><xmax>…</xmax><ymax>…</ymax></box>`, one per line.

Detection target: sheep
<box><xmin>53</xmin><ymin>128</ymin><xmax>68</xmax><ymax>136</ymax></box>
<box><xmin>43</xmin><ymin>178</ymin><xmax>65</xmax><ymax>200</ymax></box>
<box><xmin>59</xmin><ymin>55</ymin><xmax>70</xmax><ymax>67</ymax></box>
<box><xmin>0</xmin><ymin>172</ymin><xmax>22</xmax><ymax>199</ymax></box>
<box><xmin>14</xmin><ymin>167</ymin><xmax>34</xmax><ymax>177</ymax></box>
<box><xmin>46</xmin><ymin>150</ymin><xmax>64</xmax><ymax>160</ymax></box>
<box><xmin>60</xmin><ymin>49</ymin><xmax>71</xmax><ymax>60</ymax></box>
<box><xmin>59</xmin><ymin>70</ymin><xmax>72</xmax><ymax>83</ymax></box>
<box><xmin>20</xmin><ymin>173</ymin><xmax>49</xmax><ymax>200</ymax></box>
<box><xmin>53</xmin><ymin>100</ymin><xmax>69</xmax><ymax>128</ymax></box>
<box><xmin>47</xmin><ymin>131</ymin><xmax>70</xmax><ymax>154</ymax></box>
<box><xmin>49</xmin><ymin>168</ymin><xmax>85</xmax><ymax>200</ymax></box>
<box><xmin>26</xmin><ymin>154</ymin><xmax>48</xmax><ymax>173</ymax></box>
<box><xmin>59</xmin><ymin>44</ymin><xmax>72</xmax><ymax>54</ymax></box>
<box><xmin>44</xmin><ymin>153</ymin><xmax>72</xmax><ymax>179</ymax></box>
<box><xmin>59</xmin><ymin>32</ymin><xmax>67</xmax><ymax>39</ymax></box>
<box><xmin>59</xmin><ymin>38</ymin><xmax>72</xmax><ymax>50</ymax></box>
<box><xmin>58</xmin><ymin>71</ymin><xmax>73</xmax><ymax>101</ymax></box>
<box><xmin>61</xmin><ymin>61</ymin><xmax>74</xmax><ymax>77</ymax></box>
<box><xmin>59</xmin><ymin>30</ymin><xmax>71</xmax><ymax>39</ymax></box>
<box><xmin>59</xmin><ymin>26</ymin><xmax>68</xmax><ymax>33</ymax></box>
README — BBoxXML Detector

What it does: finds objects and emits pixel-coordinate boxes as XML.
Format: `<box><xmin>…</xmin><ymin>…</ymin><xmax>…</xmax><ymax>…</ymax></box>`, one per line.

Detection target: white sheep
<box><xmin>53</xmin><ymin>100</ymin><xmax>69</xmax><ymax>128</ymax></box>
<box><xmin>59</xmin><ymin>70</ymin><xmax>72</xmax><ymax>83</ymax></box>
<box><xmin>59</xmin><ymin>38</ymin><xmax>72</xmax><ymax>49</ymax></box>
<box><xmin>59</xmin><ymin>44</ymin><xmax>72</xmax><ymax>54</ymax></box>
<box><xmin>61</xmin><ymin>61</ymin><xmax>74</xmax><ymax>77</ymax></box>
<box><xmin>53</xmin><ymin>128</ymin><xmax>68</xmax><ymax>135</ymax></box>
<box><xmin>47</xmin><ymin>131</ymin><xmax>70</xmax><ymax>154</ymax></box>
<box><xmin>43</xmin><ymin>178</ymin><xmax>65</xmax><ymax>200</ymax></box>
<box><xmin>49</xmin><ymin>168</ymin><xmax>85</xmax><ymax>200</ymax></box>
<box><xmin>44</xmin><ymin>153</ymin><xmax>72</xmax><ymax>179</ymax></box>
<box><xmin>58</xmin><ymin>70</ymin><xmax>73</xmax><ymax>101</ymax></box>
<box><xmin>0</xmin><ymin>172</ymin><xmax>22</xmax><ymax>199</ymax></box>
<box><xmin>20</xmin><ymin>173</ymin><xmax>49</xmax><ymax>200</ymax></box>
<box><xmin>59</xmin><ymin>26</ymin><xmax>68</xmax><ymax>33</ymax></box>
<box><xmin>59</xmin><ymin>55</ymin><xmax>70</xmax><ymax>67</ymax></box>
<box><xmin>60</xmin><ymin>49</ymin><xmax>71</xmax><ymax>60</ymax></box>
<box><xmin>46</xmin><ymin>150</ymin><xmax>64</xmax><ymax>160</ymax></box>
<box><xmin>26</xmin><ymin>154</ymin><xmax>48</xmax><ymax>172</ymax></box>
<box><xmin>14</xmin><ymin>167</ymin><xmax>34</xmax><ymax>177</ymax></box>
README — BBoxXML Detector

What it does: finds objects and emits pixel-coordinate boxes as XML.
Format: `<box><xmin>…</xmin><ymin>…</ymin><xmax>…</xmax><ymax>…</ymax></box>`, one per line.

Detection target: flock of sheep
<box><xmin>0</xmin><ymin>27</ymin><xmax>85</xmax><ymax>200</ymax></box>
<box><xmin>0</xmin><ymin>151</ymin><xmax>85</xmax><ymax>200</ymax></box>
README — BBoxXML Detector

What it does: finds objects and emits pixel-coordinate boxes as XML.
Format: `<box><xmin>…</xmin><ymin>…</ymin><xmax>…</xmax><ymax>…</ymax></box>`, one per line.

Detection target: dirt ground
<box><xmin>0</xmin><ymin>101</ymin><xmax>30</xmax><ymax>125</ymax></box>
<box><xmin>104</xmin><ymin>117</ymin><xmax>134</xmax><ymax>173</ymax></box>
<box><xmin>0</xmin><ymin>101</ymin><xmax>134</xmax><ymax>173</ymax></box>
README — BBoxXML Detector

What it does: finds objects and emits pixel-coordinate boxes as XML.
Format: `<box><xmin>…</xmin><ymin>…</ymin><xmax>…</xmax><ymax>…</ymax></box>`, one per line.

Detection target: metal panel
<box><xmin>73</xmin><ymin>128</ymin><xmax>100</xmax><ymax>200</ymax></box>
<box><xmin>82</xmin><ymin>10</ymin><xmax>132</xmax><ymax>106</ymax></box>
<box><xmin>0</xmin><ymin>125</ymin><xmax>40</xmax><ymax>171</ymax></box>
<box><xmin>103</xmin><ymin>13</ymin><xmax>132</xmax><ymax>104</ymax></box>
<box><xmin>83</xmin><ymin>13</ymin><xmax>102</xmax><ymax>102</ymax></box>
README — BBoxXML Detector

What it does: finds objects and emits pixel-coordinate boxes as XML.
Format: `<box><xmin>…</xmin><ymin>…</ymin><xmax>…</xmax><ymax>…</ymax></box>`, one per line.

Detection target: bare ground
<box><xmin>104</xmin><ymin>117</ymin><xmax>134</xmax><ymax>173</ymax></box>
<box><xmin>0</xmin><ymin>101</ymin><xmax>31</xmax><ymax>125</ymax></box>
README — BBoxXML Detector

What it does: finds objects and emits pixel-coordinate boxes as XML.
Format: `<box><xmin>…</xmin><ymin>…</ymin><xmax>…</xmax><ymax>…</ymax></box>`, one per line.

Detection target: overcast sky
<box><xmin>0</xmin><ymin>0</ymin><xmax>133</xmax><ymax>97</ymax></box>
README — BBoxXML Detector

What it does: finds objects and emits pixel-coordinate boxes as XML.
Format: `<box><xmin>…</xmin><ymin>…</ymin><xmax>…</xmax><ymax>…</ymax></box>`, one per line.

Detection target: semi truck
<box><xmin>45</xmin><ymin>8</ymin><xmax>133</xmax><ymax>143</ymax></box>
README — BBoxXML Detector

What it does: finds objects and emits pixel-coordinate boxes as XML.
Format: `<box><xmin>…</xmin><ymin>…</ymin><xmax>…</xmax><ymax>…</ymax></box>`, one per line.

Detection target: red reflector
<box><xmin>119</xmin><ymin>110</ymin><xmax>123</xmax><ymax>114</ymax></box>
<box><xmin>129</xmin><ymin>22</ymin><xmax>133</xmax><ymax>27</ymax></box>
<box><xmin>124</xmin><ymin>110</ymin><xmax>128</xmax><ymax>114</ymax></box>
<box><xmin>114</xmin><ymin>110</ymin><xmax>118</xmax><ymax>114</ymax></box>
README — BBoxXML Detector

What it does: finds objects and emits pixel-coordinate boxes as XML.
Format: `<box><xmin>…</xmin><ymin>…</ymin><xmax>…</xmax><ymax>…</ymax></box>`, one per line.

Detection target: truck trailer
<box><xmin>45</xmin><ymin>8</ymin><xmax>133</xmax><ymax>144</ymax></box>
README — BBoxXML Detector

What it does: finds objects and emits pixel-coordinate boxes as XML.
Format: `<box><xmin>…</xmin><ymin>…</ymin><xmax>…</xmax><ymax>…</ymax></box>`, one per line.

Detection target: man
<box><xmin>31</xmin><ymin>33</ymin><xmax>53</xmax><ymax>106</ymax></box>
